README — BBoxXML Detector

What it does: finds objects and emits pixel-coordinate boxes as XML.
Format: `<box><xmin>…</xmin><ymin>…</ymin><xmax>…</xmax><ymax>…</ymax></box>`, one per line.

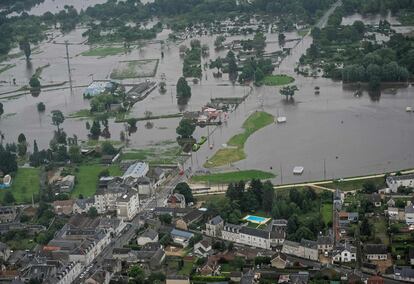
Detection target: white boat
<box><xmin>293</xmin><ymin>166</ymin><xmax>304</xmax><ymax>175</ymax></box>
<box><xmin>406</xmin><ymin>107</ymin><xmax>412</xmax><ymax>112</ymax></box>
<box><xmin>277</xmin><ymin>116</ymin><xmax>287</xmax><ymax>123</ymax></box>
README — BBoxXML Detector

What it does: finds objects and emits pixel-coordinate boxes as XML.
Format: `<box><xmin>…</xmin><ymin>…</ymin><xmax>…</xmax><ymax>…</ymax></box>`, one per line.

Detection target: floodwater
<box><xmin>1</xmin><ymin>3</ymin><xmax>414</xmax><ymax>184</ymax></box>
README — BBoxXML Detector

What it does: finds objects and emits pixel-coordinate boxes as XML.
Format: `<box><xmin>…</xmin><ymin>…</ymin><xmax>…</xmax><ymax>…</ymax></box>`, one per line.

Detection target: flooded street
<box><xmin>1</xmin><ymin>2</ymin><xmax>414</xmax><ymax>184</ymax></box>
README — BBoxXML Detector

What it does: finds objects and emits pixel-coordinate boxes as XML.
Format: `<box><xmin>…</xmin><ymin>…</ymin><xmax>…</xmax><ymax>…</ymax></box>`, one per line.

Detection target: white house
<box><xmin>405</xmin><ymin>205</ymin><xmax>414</xmax><ymax>225</ymax></box>
<box><xmin>137</xmin><ymin>229</ymin><xmax>158</xmax><ymax>246</ymax></box>
<box><xmin>301</xmin><ymin>239</ymin><xmax>318</xmax><ymax>261</ymax></box>
<box><xmin>56</xmin><ymin>262</ymin><xmax>83</xmax><ymax>284</ymax></box>
<box><xmin>332</xmin><ymin>244</ymin><xmax>357</xmax><ymax>263</ymax></box>
<box><xmin>205</xmin><ymin>215</ymin><xmax>224</xmax><ymax>238</ymax></box>
<box><xmin>221</xmin><ymin>223</ymin><xmax>241</xmax><ymax>243</ymax></box>
<box><xmin>282</xmin><ymin>241</ymin><xmax>304</xmax><ymax>258</ymax></box>
<box><xmin>386</xmin><ymin>174</ymin><xmax>414</xmax><ymax>193</ymax></box>
<box><xmin>194</xmin><ymin>238</ymin><xmax>212</xmax><ymax>257</ymax></box>
<box><xmin>116</xmin><ymin>190</ymin><xmax>140</xmax><ymax>221</ymax></box>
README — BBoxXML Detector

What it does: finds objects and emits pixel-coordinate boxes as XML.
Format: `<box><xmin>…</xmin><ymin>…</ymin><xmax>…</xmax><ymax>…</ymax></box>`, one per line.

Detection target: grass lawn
<box><xmin>323</xmin><ymin>176</ymin><xmax>386</xmax><ymax>192</ymax></box>
<box><xmin>122</xmin><ymin>144</ymin><xmax>180</xmax><ymax>165</ymax></box>
<box><xmin>195</xmin><ymin>194</ymin><xmax>226</xmax><ymax>203</ymax></box>
<box><xmin>191</xmin><ymin>170</ymin><xmax>275</xmax><ymax>184</ymax></box>
<box><xmin>205</xmin><ymin>111</ymin><xmax>274</xmax><ymax>168</ymax></box>
<box><xmin>71</xmin><ymin>165</ymin><xmax>122</xmax><ymax>198</ymax></box>
<box><xmin>372</xmin><ymin>216</ymin><xmax>389</xmax><ymax>245</ymax></box>
<box><xmin>6</xmin><ymin>238</ymin><xmax>36</xmax><ymax>250</ymax></box>
<box><xmin>1</xmin><ymin>168</ymin><xmax>40</xmax><ymax>204</ymax></box>
<box><xmin>178</xmin><ymin>260</ymin><xmax>193</xmax><ymax>276</ymax></box>
<box><xmin>81</xmin><ymin>46</ymin><xmax>125</xmax><ymax>57</ymax></box>
<box><xmin>321</xmin><ymin>203</ymin><xmax>333</xmax><ymax>225</ymax></box>
<box><xmin>261</xmin><ymin>74</ymin><xmax>295</xmax><ymax>86</ymax></box>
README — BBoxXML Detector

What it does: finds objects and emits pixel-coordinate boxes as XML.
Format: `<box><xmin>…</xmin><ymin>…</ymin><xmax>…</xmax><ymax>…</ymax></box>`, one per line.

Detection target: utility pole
<box><xmin>323</xmin><ymin>158</ymin><xmax>326</xmax><ymax>180</ymax></box>
<box><xmin>280</xmin><ymin>163</ymin><xmax>283</xmax><ymax>185</ymax></box>
<box><xmin>65</xmin><ymin>41</ymin><xmax>73</xmax><ymax>95</ymax></box>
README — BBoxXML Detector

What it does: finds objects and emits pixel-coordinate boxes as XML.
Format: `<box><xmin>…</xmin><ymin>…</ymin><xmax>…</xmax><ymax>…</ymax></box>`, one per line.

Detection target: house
<box><xmin>394</xmin><ymin>266</ymin><xmax>414</xmax><ymax>282</ymax></box>
<box><xmin>348</xmin><ymin>212</ymin><xmax>359</xmax><ymax>222</ymax></box>
<box><xmin>137</xmin><ymin>229</ymin><xmax>158</xmax><ymax>246</ymax></box>
<box><xmin>387</xmin><ymin>207</ymin><xmax>399</xmax><ymax>218</ymax></box>
<box><xmin>166</xmin><ymin>275</ymin><xmax>190</xmax><ymax>284</ymax></box>
<box><xmin>405</xmin><ymin>204</ymin><xmax>414</xmax><ymax>225</ymax></box>
<box><xmin>55</xmin><ymin>175</ymin><xmax>75</xmax><ymax>193</ymax></box>
<box><xmin>386</xmin><ymin>174</ymin><xmax>414</xmax><ymax>193</ymax></box>
<box><xmin>230</xmin><ymin>271</ymin><xmax>242</xmax><ymax>282</ymax></box>
<box><xmin>116</xmin><ymin>189</ymin><xmax>139</xmax><ymax>220</ymax></box>
<box><xmin>112</xmin><ymin>245</ymin><xmax>165</xmax><ymax>270</ymax></box>
<box><xmin>334</xmin><ymin>188</ymin><xmax>344</xmax><ymax>210</ymax></box>
<box><xmin>364</xmin><ymin>244</ymin><xmax>388</xmax><ymax>261</ymax></box>
<box><xmin>94</xmin><ymin>180</ymin><xmax>131</xmax><ymax>214</ymax></box>
<box><xmin>409</xmin><ymin>247</ymin><xmax>414</xmax><ymax>265</ymax></box>
<box><xmin>387</xmin><ymin>198</ymin><xmax>395</xmax><ymax>207</ymax></box>
<box><xmin>317</xmin><ymin>234</ymin><xmax>333</xmax><ymax>253</ymax></box>
<box><xmin>0</xmin><ymin>242</ymin><xmax>11</xmax><ymax>261</ymax></box>
<box><xmin>300</xmin><ymin>239</ymin><xmax>318</xmax><ymax>261</ymax></box>
<box><xmin>167</xmin><ymin>193</ymin><xmax>186</xmax><ymax>209</ymax></box>
<box><xmin>0</xmin><ymin>207</ymin><xmax>17</xmax><ymax>223</ymax></box>
<box><xmin>72</xmin><ymin>198</ymin><xmax>94</xmax><ymax>214</ymax></box>
<box><xmin>122</xmin><ymin>162</ymin><xmax>149</xmax><ymax>180</ymax></box>
<box><xmin>102</xmin><ymin>258</ymin><xmax>122</xmax><ymax>274</ymax></box>
<box><xmin>101</xmin><ymin>155</ymin><xmax>116</xmax><ymax>165</ymax></box>
<box><xmin>205</xmin><ymin>215</ymin><xmax>224</xmax><ymax>238</ymax></box>
<box><xmin>281</xmin><ymin>240</ymin><xmax>303</xmax><ymax>258</ymax></box>
<box><xmin>222</xmin><ymin>223</ymin><xmax>241</xmax><ymax>243</ymax></box>
<box><xmin>367</xmin><ymin>275</ymin><xmax>384</xmax><ymax>284</ymax></box>
<box><xmin>271</xmin><ymin>252</ymin><xmax>288</xmax><ymax>269</ymax></box>
<box><xmin>239</xmin><ymin>226</ymin><xmax>271</xmax><ymax>250</ymax></box>
<box><xmin>85</xmin><ymin>270</ymin><xmax>110</xmax><ymax>284</ymax></box>
<box><xmin>53</xmin><ymin>200</ymin><xmax>75</xmax><ymax>215</ymax></box>
<box><xmin>290</xmin><ymin>271</ymin><xmax>309</xmax><ymax>284</ymax></box>
<box><xmin>175</xmin><ymin>209</ymin><xmax>204</xmax><ymax>230</ymax></box>
<box><xmin>240</xmin><ymin>270</ymin><xmax>255</xmax><ymax>284</ymax></box>
<box><xmin>369</xmin><ymin>193</ymin><xmax>382</xmax><ymax>207</ymax></box>
<box><xmin>171</xmin><ymin>229</ymin><xmax>194</xmax><ymax>247</ymax></box>
<box><xmin>194</xmin><ymin>238</ymin><xmax>212</xmax><ymax>257</ymax></box>
<box><xmin>332</xmin><ymin>244</ymin><xmax>357</xmax><ymax>263</ymax></box>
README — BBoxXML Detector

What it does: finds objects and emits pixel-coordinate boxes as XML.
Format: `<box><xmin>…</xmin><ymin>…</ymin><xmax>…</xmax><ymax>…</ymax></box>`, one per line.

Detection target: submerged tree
<box><xmin>19</xmin><ymin>40</ymin><xmax>31</xmax><ymax>61</ymax></box>
<box><xmin>176</xmin><ymin>77</ymin><xmax>191</xmax><ymax>100</ymax></box>
<box><xmin>51</xmin><ymin>110</ymin><xmax>65</xmax><ymax>131</ymax></box>
<box><xmin>280</xmin><ymin>85</ymin><xmax>298</xmax><ymax>100</ymax></box>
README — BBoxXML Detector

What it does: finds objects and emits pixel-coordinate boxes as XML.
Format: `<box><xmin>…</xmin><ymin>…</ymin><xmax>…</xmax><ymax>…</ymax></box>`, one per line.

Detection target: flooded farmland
<box><xmin>1</xmin><ymin>4</ymin><xmax>414</xmax><ymax>184</ymax></box>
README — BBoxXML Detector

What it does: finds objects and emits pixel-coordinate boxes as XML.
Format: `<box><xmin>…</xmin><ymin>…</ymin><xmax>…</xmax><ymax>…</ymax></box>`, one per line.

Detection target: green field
<box><xmin>178</xmin><ymin>260</ymin><xmax>193</xmax><ymax>276</ymax></box>
<box><xmin>191</xmin><ymin>170</ymin><xmax>275</xmax><ymax>184</ymax></box>
<box><xmin>0</xmin><ymin>168</ymin><xmax>40</xmax><ymax>204</ymax></box>
<box><xmin>321</xmin><ymin>203</ymin><xmax>333</xmax><ymax>225</ymax></box>
<box><xmin>205</xmin><ymin>111</ymin><xmax>274</xmax><ymax>168</ymax></box>
<box><xmin>71</xmin><ymin>165</ymin><xmax>122</xmax><ymax>198</ymax></box>
<box><xmin>122</xmin><ymin>142</ymin><xmax>180</xmax><ymax>165</ymax></box>
<box><xmin>297</xmin><ymin>29</ymin><xmax>310</xmax><ymax>37</ymax></box>
<box><xmin>261</xmin><ymin>75</ymin><xmax>295</xmax><ymax>86</ymax></box>
<box><xmin>324</xmin><ymin>176</ymin><xmax>386</xmax><ymax>192</ymax></box>
<box><xmin>81</xmin><ymin>46</ymin><xmax>125</xmax><ymax>57</ymax></box>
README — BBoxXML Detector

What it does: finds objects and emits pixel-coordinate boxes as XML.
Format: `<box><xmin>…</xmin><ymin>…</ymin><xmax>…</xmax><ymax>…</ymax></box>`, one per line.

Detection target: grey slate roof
<box><xmin>364</xmin><ymin>244</ymin><xmax>388</xmax><ymax>255</ymax></box>
<box><xmin>141</xmin><ymin>229</ymin><xmax>158</xmax><ymax>240</ymax></box>
<box><xmin>300</xmin><ymin>239</ymin><xmax>318</xmax><ymax>249</ymax></box>
<box><xmin>240</xmin><ymin>226</ymin><xmax>270</xmax><ymax>239</ymax></box>
<box><xmin>209</xmin><ymin>215</ymin><xmax>223</xmax><ymax>225</ymax></box>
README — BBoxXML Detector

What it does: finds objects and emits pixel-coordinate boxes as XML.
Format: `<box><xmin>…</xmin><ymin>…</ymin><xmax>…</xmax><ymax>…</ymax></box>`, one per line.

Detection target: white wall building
<box><xmin>332</xmin><ymin>244</ymin><xmax>357</xmax><ymax>263</ymax></box>
<box><xmin>405</xmin><ymin>205</ymin><xmax>414</xmax><ymax>225</ymax></box>
<box><xmin>116</xmin><ymin>190</ymin><xmax>140</xmax><ymax>221</ymax></box>
<box><xmin>122</xmin><ymin>162</ymin><xmax>149</xmax><ymax>180</ymax></box>
<box><xmin>386</xmin><ymin>174</ymin><xmax>414</xmax><ymax>193</ymax></box>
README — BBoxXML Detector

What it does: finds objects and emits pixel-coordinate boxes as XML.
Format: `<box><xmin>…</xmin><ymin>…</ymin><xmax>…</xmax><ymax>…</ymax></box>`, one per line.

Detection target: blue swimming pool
<box><xmin>243</xmin><ymin>215</ymin><xmax>268</xmax><ymax>224</ymax></box>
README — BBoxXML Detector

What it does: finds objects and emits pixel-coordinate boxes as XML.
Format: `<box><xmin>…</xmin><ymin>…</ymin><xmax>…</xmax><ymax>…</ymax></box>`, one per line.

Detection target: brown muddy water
<box><xmin>0</xmin><ymin>7</ymin><xmax>414</xmax><ymax>184</ymax></box>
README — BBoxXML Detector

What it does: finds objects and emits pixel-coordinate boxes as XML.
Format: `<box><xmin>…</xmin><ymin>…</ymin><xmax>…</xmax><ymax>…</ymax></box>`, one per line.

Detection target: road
<box><xmin>73</xmin><ymin>171</ymin><xmax>188</xmax><ymax>283</ymax></box>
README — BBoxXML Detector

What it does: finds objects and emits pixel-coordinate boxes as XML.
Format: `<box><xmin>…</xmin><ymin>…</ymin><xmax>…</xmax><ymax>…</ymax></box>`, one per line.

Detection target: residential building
<box><xmin>137</xmin><ymin>229</ymin><xmax>158</xmax><ymax>246</ymax></box>
<box><xmin>332</xmin><ymin>244</ymin><xmax>357</xmax><ymax>263</ymax></box>
<box><xmin>122</xmin><ymin>162</ymin><xmax>149</xmax><ymax>180</ymax></box>
<box><xmin>148</xmin><ymin>167</ymin><xmax>166</xmax><ymax>188</ymax></box>
<box><xmin>369</xmin><ymin>193</ymin><xmax>382</xmax><ymax>207</ymax></box>
<box><xmin>334</xmin><ymin>188</ymin><xmax>344</xmax><ymax>210</ymax></box>
<box><xmin>387</xmin><ymin>207</ymin><xmax>399</xmax><ymax>218</ymax></box>
<box><xmin>0</xmin><ymin>242</ymin><xmax>10</xmax><ymax>261</ymax></box>
<box><xmin>175</xmin><ymin>209</ymin><xmax>204</xmax><ymax>230</ymax></box>
<box><xmin>405</xmin><ymin>204</ymin><xmax>414</xmax><ymax>225</ymax></box>
<box><xmin>281</xmin><ymin>240</ymin><xmax>304</xmax><ymax>258</ymax></box>
<box><xmin>317</xmin><ymin>234</ymin><xmax>334</xmax><ymax>253</ymax></box>
<box><xmin>301</xmin><ymin>239</ymin><xmax>318</xmax><ymax>261</ymax></box>
<box><xmin>222</xmin><ymin>223</ymin><xmax>241</xmax><ymax>243</ymax></box>
<box><xmin>394</xmin><ymin>266</ymin><xmax>414</xmax><ymax>282</ymax></box>
<box><xmin>116</xmin><ymin>189</ymin><xmax>139</xmax><ymax>220</ymax></box>
<box><xmin>194</xmin><ymin>238</ymin><xmax>212</xmax><ymax>257</ymax></box>
<box><xmin>112</xmin><ymin>245</ymin><xmax>165</xmax><ymax>270</ymax></box>
<box><xmin>0</xmin><ymin>207</ymin><xmax>17</xmax><ymax>223</ymax></box>
<box><xmin>387</xmin><ymin>198</ymin><xmax>395</xmax><ymax>207</ymax></box>
<box><xmin>205</xmin><ymin>215</ymin><xmax>224</xmax><ymax>238</ymax></box>
<box><xmin>21</xmin><ymin>260</ymin><xmax>82</xmax><ymax>284</ymax></box>
<box><xmin>55</xmin><ymin>175</ymin><xmax>75</xmax><ymax>193</ymax></box>
<box><xmin>53</xmin><ymin>200</ymin><xmax>75</xmax><ymax>215</ymax></box>
<box><xmin>271</xmin><ymin>253</ymin><xmax>288</xmax><ymax>269</ymax></box>
<box><xmin>72</xmin><ymin>198</ymin><xmax>94</xmax><ymax>214</ymax></box>
<box><xmin>386</xmin><ymin>174</ymin><xmax>414</xmax><ymax>193</ymax></box>
<box><xmin>167</xmin><ymin>193</ymin><xmax>186</xmax><ymax>209</ymax></box>
<box><xmin>364</xmin><ymin>244</ymin><xmax>388</xmax><ymax>261</ymax></box>
<box><xmin>94</xmin><ymin>180</ymin><xmax>131</xmax><ymax>214</ymax></box>
<box><xmin>171</xmin><ymin>229</ymin><xmax>194</xmax><ymax>247</ymax></box>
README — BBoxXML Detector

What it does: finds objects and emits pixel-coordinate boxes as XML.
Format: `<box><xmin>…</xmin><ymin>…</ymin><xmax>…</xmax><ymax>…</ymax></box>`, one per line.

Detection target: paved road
<box><xmin>73</xmin><ymin>171</ymin><xmax>188</xmax><ymax>283</ymax></box>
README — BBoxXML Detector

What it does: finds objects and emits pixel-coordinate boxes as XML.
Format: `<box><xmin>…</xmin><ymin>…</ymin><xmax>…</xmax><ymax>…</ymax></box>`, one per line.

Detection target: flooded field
<box><xmin>1</xmin><ymin>4</ymin><xmax>414</xmax><ymax>184</ymax></box>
